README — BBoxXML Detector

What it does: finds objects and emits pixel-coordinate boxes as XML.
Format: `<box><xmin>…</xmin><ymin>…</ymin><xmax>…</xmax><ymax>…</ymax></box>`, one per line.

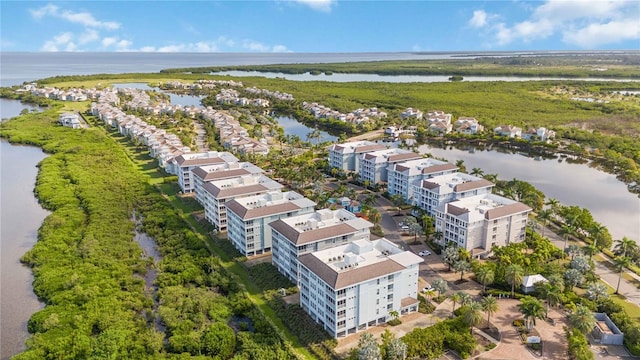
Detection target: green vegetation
<box><xmin>401</xmin><ymin>317</ymin><xmax>477</xmax><ymax>359</ymax></box>
<box><xmin>566</xmin><ymin>327</ymin><xmax>594</xmax><ymax>360</ymax></box>
<box><xmin>160</xmin><ymin>55</ymin><xmax>640</xmax><ymax>78</ymax></box>
<box><xmin>1</xmin><ymin>107</ymin><xmax>298</xmax><ymax>359</ymax></box>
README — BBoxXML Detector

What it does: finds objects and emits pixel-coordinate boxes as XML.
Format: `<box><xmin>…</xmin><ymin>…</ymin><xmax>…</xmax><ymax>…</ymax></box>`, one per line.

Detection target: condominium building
<box><xmin>386</xmin><ymin>158</ymin><xmax>458</xmax><ymax>201</ymax></box>
<box><xmin>433</xmin><ymin>193</ymin><xmax>531</xmax><ymax>258</ymax></box>
<box><xmin>358</xmin><ymin>149</ymin><xmax>422</xmax><ymax>184</ymax></box>
<box><xmin>270</xmin><ymin>209</ymin><xmax>373</xmax><ymax>283</ymax></box>
<box><xmin>174</xmin><ymin>151</ymin><xmax>239</xmax><ymax>193</ymax></box>
<box><xmin>413</xmin><ymin>172</ymin><xmax>494</xmax><ymax>215</ymax></box>
<box><xmin>192</xmin><ymin>162</ymin><xmax>264</xmax><ymax>205</ymax></box>
<box><xmin>328</xmin><ymin>141</ymin><xmax>386</xmax><ymax>172</ymax></box>
<box><xmin>226</xmin><ymin>191</ymin><xmax>316</xmax><ymax>256</ymax></box>
<box><xmin>202</xmin><ymin>174</ymin><xmax>283</xmax><ymax>231</ymax></box>
<box><xmin>298</xmin><ymin>238</ymin><xmax>423</xmax><ymax>338</ymax></box>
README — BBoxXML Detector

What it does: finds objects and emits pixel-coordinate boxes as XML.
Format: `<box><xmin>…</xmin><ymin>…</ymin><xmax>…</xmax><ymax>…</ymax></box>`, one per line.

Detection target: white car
<box><xmin>418</xmin><ymin>250</ymin><xmax>431</xmax><ymax>256</ymax></box>
<box><xmin>422</xmin><ymin>286</ymin><xmax>434</xmax><ymax>293</ymax></box>
<box><xmin>400</xmin><ymin>225</ymin><xmax>410</xmax><ymax>231</ymax></box>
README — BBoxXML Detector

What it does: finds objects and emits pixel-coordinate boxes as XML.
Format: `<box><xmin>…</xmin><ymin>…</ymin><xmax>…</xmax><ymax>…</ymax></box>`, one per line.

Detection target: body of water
<box><xmin>419</xmin><ymin>145</ymin><xmax>640</xmax><ymax>242</ymax></box>
<box><xmin>0</xmin><ymin>138</ymin><xmax>49</xmax><ymax>359</ymax></box>
<box><xmin>216</xmin><ymin>70</ymin><xmax>640</xmax><ymax>83</ymax></box>
<box><xmin>274</xmin><ymin>116</ymin><xmax>337</xmax><ymax>143</ymax></box>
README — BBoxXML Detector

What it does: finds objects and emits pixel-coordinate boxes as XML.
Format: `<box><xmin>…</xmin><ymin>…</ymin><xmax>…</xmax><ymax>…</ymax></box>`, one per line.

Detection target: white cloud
<box><xmin>79</xmin><ymin>29</ymin><xmax>99</xmax><ymax>44</ymax></box>
<box><xmin>115</xmin><ymin>40</ymin><xmax>133</xmax><ymax>51</ymax></box>
<box><xmin>290</xmin><ymin>0</ymin><xmax>335</xmax><ymax>12</ymax></box>
<box><xmin>563</xmin><ymin>19</ymin><xmax>640</xmax><ymax>48</ymax></box>
<box><xmin>242</xmin><ymin>40</ymin><xmax>269</xmax><ymax>52</ymax></box>
<box><xmin>102</xmin><ymin>37</ymin><xmax>118</xmax><ymax>48</ymax></box>
<box><xmin>468</xmin><ymin>10</ymin><xmax>488</xmax><ymax>28</ymax></box>
<box><xmin>139</xmin><ymin>46</ymin><xmax>156</xmax><ymax>52</ymax></box>
<box><xmin>40</xmin><ymin>32</ymin><xmax>75</xmax><ymax>52</ymax></box>
<box><xmin>29</xmin><ymin>3</ymin><xmax>120</xmax><ymax>29</ymax></box>
<box><xmin>486</xmin><ymin>0</ymin><xmax>640</xmax><ymax>48</ymax></box>
<box><xmin>272</xmin><ymin>44</ymin><xmax>291</xmax><ymax>52</ymax></box>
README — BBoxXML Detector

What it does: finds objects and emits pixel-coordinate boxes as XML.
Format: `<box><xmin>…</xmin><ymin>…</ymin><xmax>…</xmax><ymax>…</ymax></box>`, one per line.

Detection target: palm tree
<box><xmin>369</xmin><ymin>209</ymin><xmax>381</xmax><ymax>226</ymax></box>
<box><xmin>568</xmin><ymin>305</ymin><xmax>597</xmax><ymax>335</ymax></box>
<box><xmin>455</xmin><ymin>159</ymin><xmax>466</xmax><ymax>173</ymax></box>
<box><xmin>565</xmin><ymin>244</ymin><xmax>582</xmax><ymax>260</ymax></box>
<box><xmin>614</xmin><ymin>237</ymin><xmax>637</xmax><ymax>258</ymax></box>
<box><xmin>519</xmin><ymin>296</ymin><xmax>546</xmax><ymax>332</ymax></box>
<box><xmin>476</xmin><ymin>266</ymin><xmax>495</xmax><ymax>294</ymax></box>
<box><xmin>590</xmin><ymin>223</ymin><xmax>608</xmax><ymax>250</ymax></box>
<box><xmin>535</xmin><ymin>281</ymin><xmax>560</xmax><ymax>316</ymax></box>
<box><xmin>482</xmin><ymin>173</ymin><xmax>498</xmax><ymax>183</ymax></box>
<box><xmin>505</xmin><ymin>264</ymin><xmax>524</xmax><ymax>298</ymax></box>
<box><xmin>432</xmin><ymin>278</ymin><xmax>448</xmax><ymax>298</ymax></box>
<box><xmin>433</xmin><ymin>230</ymin><xmax>443</xmax><ymax>245</ymax></box>
<box><xmin>470</xmin><ymin>167</ymin><xmax>484</xmax><ymax>177</ymax></box>
<box><xmin>613</xmin><ymin>256</ymin><xmax>631</xmax><ymax>294</ymax></box>
<box><xmin>458</xmin><ymin>292</ymin><xmax>473</xmax><ymax>307</ymax></box>
<box><xmin>451</xmin><ymin>292</ymin><xmax>462</xmax><ymax>314</ymax></box>
<box><xmin>409</xmin><ymin>222</ymin><xmax>423</xmax><ymax>244</ymax></box>
<box><xmin>558</xmin><ymin>225</ymin><xmax>576</xmax><ymax>255</ymax></box>
<box><xmin>462</xmin><ymin>301</ymin><xmax>484</xmax><ymax>334</ymax></box>
<box><xmin>545</xmin><ymin>198</ymin><xmax>560</xmax><ymax>214</ymax></box>
<box><xmin>454</xmin><ymin>260</ymin><xmax>471</xmax><ymax>281</ymax></box>
<box><xmin>537</xmin><ymin>209</ymin><xmax>552</xmax><ymax>237</ymax></box>
<box><xmin>585</xmin><ymin>283</ymin><xmax>609</xmax><ymax>302</ymax></box>
<box><xmin>481</xmin><ymin>296</ymin><xmax>498</xmax><ymax>327</ymax></box>
<box><xmin>582</xmin><ymin>242</ymin><xmax>599</xmax><ymax>261</ymax></box>
<box><xmin>423</xmin><ymin>288</ymin><xmax>436</xmax><ymax>301</ymax></box>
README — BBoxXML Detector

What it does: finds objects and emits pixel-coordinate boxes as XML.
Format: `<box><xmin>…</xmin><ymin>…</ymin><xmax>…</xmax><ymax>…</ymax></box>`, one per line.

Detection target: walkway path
<box><xmin>538</xmin><ymin>223</ymin><xmax>640</xmax><ymax>307</ymax></box>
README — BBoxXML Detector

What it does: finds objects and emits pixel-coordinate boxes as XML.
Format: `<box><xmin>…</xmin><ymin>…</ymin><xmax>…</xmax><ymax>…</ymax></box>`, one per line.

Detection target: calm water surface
<box><xmin>0</xmin><ymin>138</ymin><xmax>49</xmax><ymax>359</ymax></box>
<box><xmin>419</xmin><ymin>145</ymin><xmax>640</xmax><ymax>242</ymax></box>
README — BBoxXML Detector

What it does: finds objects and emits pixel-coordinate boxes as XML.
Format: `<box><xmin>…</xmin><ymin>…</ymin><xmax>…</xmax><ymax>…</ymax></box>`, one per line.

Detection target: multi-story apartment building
<box><xmin>434</xmin><ymin>193</ymin><xmax>531</xmax><ymax>258</ymax></box>
<box><xmin>358</xmin><ymin>149</ymin><xmax>422</xmax><ymax>184</ymax></box>
<box><xmin>270</xmin><ymin>209</ymin><xmax>373</xmax><ymax>283</ymax></box>
<box><xmin>226</xmin><ymin>191</ymin><xmax>316</xmax><ymax>256</ymax></box>
<box><xmin>192</xmin><ymin>162</ymin><xmax>264</xmax><ymax>205</ymax></box>
<box><xmin>413</xmin><ymin>172</ymin><xmax>494</xmax><ymax>215</ymax></box>
<box><xmin>174</xmin><ymin>151</ymin><xmax>239</xmax><ymax>193</ymax></box>
<box><xmin>202</xmin><ymin>174</ymin><xmax>283</xmax><ymax>231</ymax></box>
<box><xmin>386</xmin><ymin>158</ymin><xmax>458</xmax><ymax>201</ymax></box>
<box><xmin>298</xmin><ymin>238</ymin><xmax>423</xmax><ymax>338</ymax></box>
<box><xmin>328</xmin><ymin>141</ymin><xmax>386</xmax><ymax>172</ymax></box>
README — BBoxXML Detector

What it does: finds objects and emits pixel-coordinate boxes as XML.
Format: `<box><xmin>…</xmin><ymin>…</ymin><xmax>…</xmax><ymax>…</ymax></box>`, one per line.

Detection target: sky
<box><xmin>1</xmin><ymin>1</ymin><xmax>639</xmax><ymax>52</ymax></box>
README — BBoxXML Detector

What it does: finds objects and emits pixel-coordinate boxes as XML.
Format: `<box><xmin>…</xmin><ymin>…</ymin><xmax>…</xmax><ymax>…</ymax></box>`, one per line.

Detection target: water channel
<box><xmin>418</xmin><ymin>144</ymin><xmax>640</xmax><ymax>242</ymax></box>
<box><xmin>216</xmin><ymin>71</ymin><xmax>640</xmax><ymax>83</ymax></box>
<box><xmin>0</xmin><ymin>99</ymin><xmax>49</xmax><ymax>359</ymax></box>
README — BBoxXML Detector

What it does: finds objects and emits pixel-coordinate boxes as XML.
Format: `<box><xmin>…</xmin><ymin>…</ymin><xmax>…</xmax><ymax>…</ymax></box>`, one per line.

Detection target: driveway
<box><xmin>484</xmin><ymin>299</ymin><xmax>568</xmax><ymax>360</ymax></box>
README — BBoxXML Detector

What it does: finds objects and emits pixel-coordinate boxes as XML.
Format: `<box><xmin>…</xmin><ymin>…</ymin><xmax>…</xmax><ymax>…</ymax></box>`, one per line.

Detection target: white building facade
<box><xmin>298</xmin><ymin>238</ymin><xmax>423</xmax><ymax>338</ymax></box>
<box><xmin>433</xmin><ymin>194</ymin><xmax>531</xmax><ymax>257</ymax></box>
<box><xmin>226</xmin><ymin>191</ymin><xmax>316</xmax><ymax>256</ymax></box>
<box><xmin>413</xmin><ymin>172</ymin><xmax>495</xmax><ymax>215</ymax></box>
<box><xmin>328</xmin><ymin>141</ymin><xmax>386</xmax><ymax>172</ymax></box>
<box><xmin>387</xmin><ymin>159</ymin><xmax>458</xmax><ymax>201</ymax></box>
<box><xmin>270</xmin><ymin>209</ymin><xmax>373</xmax><ymax>284</ymax></box>
<box><xmin>192</xmin><ymin>162</ymin><xmax>264</xmax><ymax>205</ymax></box>
<box><xmin>202</xmin><ymin>174</ymin><xmax>283</xmax><ymax>231</ymax></box>
<box><xmin>174</xmin><ymin>151</ymin><xmax>239</xmax><ymax>193</ymax></box>
<box><xmin>358</xmin><ymin>149</ymin><xmax>422</xmax><ymax>184</ymax></box>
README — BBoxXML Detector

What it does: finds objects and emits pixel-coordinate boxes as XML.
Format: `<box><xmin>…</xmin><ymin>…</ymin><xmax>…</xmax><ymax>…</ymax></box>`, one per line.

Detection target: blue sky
<box><xmin>1</xmin><ymin>1</ymin><xmax>639</xmax><ymax>52</ymax></box>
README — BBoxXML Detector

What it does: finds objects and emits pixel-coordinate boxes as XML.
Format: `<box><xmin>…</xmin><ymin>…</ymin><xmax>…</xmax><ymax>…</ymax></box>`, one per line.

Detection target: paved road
<box><xmin>540</xmin><ymin>224</ymin><xmax>640</xmax><ymax>307</ymax></box>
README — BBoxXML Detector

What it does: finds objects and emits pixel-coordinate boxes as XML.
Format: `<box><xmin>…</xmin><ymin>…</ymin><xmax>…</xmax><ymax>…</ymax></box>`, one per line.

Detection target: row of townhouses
<box><xmin>31</xmin><ymin>82</ymin><xmax>424</xmax><ymax>339</ymax></box>
<box><xmin>302</xmin><ymin>102</ymin><xmax>387</xmax><ymax>125</ymax></box>
<box><xmin>329</xmin><ymin>141</ymin><xmax>532</xmax><ymax>257</ymax></box>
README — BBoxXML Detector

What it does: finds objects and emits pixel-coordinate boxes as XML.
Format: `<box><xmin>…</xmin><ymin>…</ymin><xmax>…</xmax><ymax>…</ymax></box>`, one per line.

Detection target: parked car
<box><xmin>418</xmin><ymin>250</ymin><xmax>431</xmax><ymax>256</ymax></box>
<box><xmin>400</xmin><ymin>225</ymin><xmax>410</xmax><ymax>231</ymax></box>
<box><xmin>422</xmin><ymin>285</ymin><xmax>434</xmax><ymax>293</ymax></box>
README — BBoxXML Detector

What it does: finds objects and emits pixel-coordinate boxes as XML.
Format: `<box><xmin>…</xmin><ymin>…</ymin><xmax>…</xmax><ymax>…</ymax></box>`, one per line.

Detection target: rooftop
<box><xmin>329</xmin><ymin>141</ymin><xmax>386</xmax><ymax>154</ymax></box>
<box><xmin>269</xmin><ymin>208</ymin><xmax>373</xmax><ymax>245</ymax></box>
<box><xmin>298</xmin><ymin>238</ymin><xmax>423</xmax><ymax>289</ymax></box>
<box><xmin>362</xmin><ymin>148</ymin><xmax>421</xmax><ymax>164</ymax></box>
<box><xmin>225</xmin><ymin>191</ymin><xmax>316</xmax><ymax>220</ymax></box>
<box><xmin>438</xmin><ymin>193</ymin><xmax>532</xmax><ymax>223</ymax></box>
<box><xmin>174</xmin><ymin>151</ymin><xmax>239</xmax><ymax>167</ymax></box>
<box><xmin>389</xmin><ymin>158</ymin><xmax>454</xmax><ymax>176</ymax></box>
<box><xmin>203</xmin><ymin>174</ymin><xmax>283</xmax><ymax>199</ymax></box>
<box><xmin>418</xmin><ymin>172</ymin><xmax>494</xmax><ymax>195</ymax></box>
<box><xmin>192</xmin><ymin>162</ymin><xmax>264</xmax><ymax>181</ymax></box>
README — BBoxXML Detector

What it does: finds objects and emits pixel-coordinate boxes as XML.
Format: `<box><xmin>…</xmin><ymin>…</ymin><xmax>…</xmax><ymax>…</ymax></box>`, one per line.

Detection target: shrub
<box><xmin>566</xmin><ymin>327</ymin><xmax>594</xmax><ymax>360</ymax></box>
<box><xmin>387</xmin><ymin>318</ymin><xmax>402</xmax><ymax>326</ymax></box>
<box><xmin>485</xmin><ymin>343</ymin><xmax>497</xmax><ymax>350</ymax></box>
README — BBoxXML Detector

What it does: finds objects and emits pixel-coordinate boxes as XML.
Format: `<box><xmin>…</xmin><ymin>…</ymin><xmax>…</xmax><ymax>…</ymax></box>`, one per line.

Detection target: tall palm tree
<box><xmin>519</xmin><ymin>297</ymin><xmax>546</xmax><ymax>332</ymax></box>
<box><xmin>458</xmin><ymin>292</ymin><xmax>473</xmax><ymax>307</ymax></box>
<box><xmin>614</xmin><ymin>237</ymin><xmax>638</xmax><ymax>258</ymax></box>
<box><xmin>455</xmin><ymin>159</ymin><xmax>466</xmax><ymax>173</ymax></box>
<box><xmin>369</xmin><ymin>209</ymin><xmax>381</xmax><ymax>226</ymax></box>
<box><xmin>589</xmin><ymin>223</ymin><xmax>607</xmax><ymax>250</ymax></box>
<box><xmin>535</xmin><ymin>282</ymin><xmax>560</xmax><ymax>316</ymax></box>
<box><xmin>462</xmin><ymin>301</ymin><xmax>484</xmax><ymax>334</ymax></box>
<box><xmin>505</xmin><ymin>264</ymin><xmax>524</xmax><ymax>298</ymax></box>
<box><xmin>536</xmin><ymin>209</ymin><xmax>552</xmax><ymax>237</ymax></box>
<box><xmin>558</xmin><ymin>225</ymin><xmax>575</xmax><ymax>254</ymax></box>
<box><xmin>481</xmin><ymin>296</ymin><xmax>498</xmax><ymax>327</ymax></box>
<box><xmin>613</xmin><ymin>256</ymin><xmax>631</xmax><ymax>294</ymax></box>
<box><xmin>450</xmin><ymin>292</ymin><xmax>462</xmax><ymax>314</ymax></box>
<box><xmin>545</xmin><ymin>198</ymin><xmax>560</xmax><ymax>213</ymax></box>
<box><xmin>476</xmin><ymin>266</ymin><xmax>495</xmax><ymax>294</ymax></box>
<box><xmin>582</xmin><ymin>242</ymin><xmax>599</xmax><ymax>261</ymax></box>
<box><xmin>568</xmin><ymin>305</ymin><xmax>597</xmax><ymax>335</ymax></box>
